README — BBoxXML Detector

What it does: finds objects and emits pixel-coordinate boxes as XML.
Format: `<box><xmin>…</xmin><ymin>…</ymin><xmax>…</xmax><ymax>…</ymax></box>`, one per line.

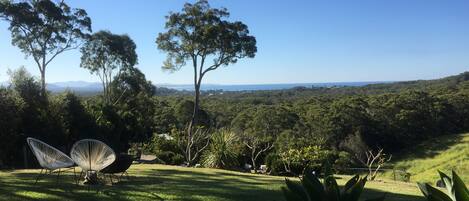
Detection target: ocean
<box><xmin>158</xmin><ymin>81</ymin><xmax>389</xmax><ymax>91</ymax></box>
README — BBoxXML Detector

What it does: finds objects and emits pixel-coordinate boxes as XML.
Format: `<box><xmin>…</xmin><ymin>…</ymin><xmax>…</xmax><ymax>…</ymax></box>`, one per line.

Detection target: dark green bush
<box><xmin>171</xmin><ymin>154</ymin><xmax>185</xmax><ymax>165</ymax></box>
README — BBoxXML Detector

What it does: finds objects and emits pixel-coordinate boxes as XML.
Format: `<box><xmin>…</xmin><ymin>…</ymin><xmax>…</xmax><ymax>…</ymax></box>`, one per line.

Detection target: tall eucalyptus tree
<box><xmin>0</xmin><ymin>0</ymin><xmax>91</xmax><ymax>95</ymax></box>
<box><xmin>156</xmin><ymin>0</ymin><xmax>257</xmax><ymax>162</ymax></box>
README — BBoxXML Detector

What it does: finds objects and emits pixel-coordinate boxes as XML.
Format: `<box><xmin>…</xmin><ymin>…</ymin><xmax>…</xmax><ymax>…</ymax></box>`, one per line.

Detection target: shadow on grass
<box><xmin>363</xmin><ymin>188</ymin><xmax>424</xmax><ymax>201</ymax></box>
<box><xmin>0</xmin><ymin>167</ymin><xmax>425</xmax><ymax>201</ymax></box>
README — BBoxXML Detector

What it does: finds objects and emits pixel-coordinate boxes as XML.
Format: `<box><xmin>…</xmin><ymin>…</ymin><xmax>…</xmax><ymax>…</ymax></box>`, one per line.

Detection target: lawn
<box><xmin>0</xmin><ymin>164</ymin><xmax>425</xmax><ymax>201</ymax></box>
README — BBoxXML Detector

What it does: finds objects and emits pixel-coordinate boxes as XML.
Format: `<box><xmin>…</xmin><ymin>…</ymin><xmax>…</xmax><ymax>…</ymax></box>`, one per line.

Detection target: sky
<box><xmin>0</xmin><ymin>0</ymin><xmax>468</xmax><ymax>85</ymax></box>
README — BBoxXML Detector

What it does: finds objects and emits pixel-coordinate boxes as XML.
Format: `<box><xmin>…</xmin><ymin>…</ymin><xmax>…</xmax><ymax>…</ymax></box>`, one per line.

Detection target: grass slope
<box><xmin>389</xmin><ymin>133</ymin><xmax>469</xmax><ymax>183</ymax></box>
<box><xmin>0</xmin><ymin>164</ymin><xmax>424</xmax><ymax>201</ymax></box>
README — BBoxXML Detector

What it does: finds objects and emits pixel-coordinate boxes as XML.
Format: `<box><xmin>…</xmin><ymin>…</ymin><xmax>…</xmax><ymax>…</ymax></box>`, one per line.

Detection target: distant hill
<box><xmin>1</xmin><ymin>71</ymin><xmax>468</xmax><ymax>95</ymax></box>
<box><xmin>387</xmin><ymin>133</ymin><xmax>469</xmax><ymax>183</ymax></box>
<box><xmin>47</xmin><ymin>81</ymin><xmax>102</xmax><ymax>92</ymax></box>
<box><xmin>361</xmin><ymin>71</ymin><xmax>469</xmax><ymax>92</ymax></box>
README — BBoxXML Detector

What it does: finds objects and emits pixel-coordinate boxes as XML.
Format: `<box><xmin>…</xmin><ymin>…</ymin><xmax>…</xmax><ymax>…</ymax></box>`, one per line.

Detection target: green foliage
<box><xmin>334</xmin><ymin>151</ymin><xmax>354</xmax><ymax>173</ymax></box>
<box><xmin>7</xmin><ymin>67</ymin><xmax>59</xmax><ymax>142</ymax></box>
<box><xmin>156</xmin><ymin>0</ymin><xmax>256</xmax><ymax>72</ymax></box>
<box><xmin>0</xmin><ymin>87</ymin><xmax>23</xmax><ymax>167</ymax></box>
<box><xmin>276</xmin><ymin>145</ymin><xmax>336</xmax><ymax>175</ymax></box>
<box><xmin>174</xmin><ymin>100</ymin><xmax>211</xmax><ymax>128</ymax></box>
<box><xmin>202</xmin><ymin>129</ymin><xmax>240</xmax><ymax>168</ymax></box>
<box><xmin>80</xmin><ymin>30</ymin><xmax>138</xmax><ymax>103</ymax></box>
<box><xmin>110</xmin><ymin>67</ymin><xmax>156</xmax><ymax>144</ymax></box>
<box><xmin>49</xmin><ymin>91</ymin><xmax>98</xmax><ymax>147</ymax></box>
<box><xmin>0</xmin><ymin>66</ymin><xmax>468</xmax><ymax>173</ymax></box>
<box><xmin>282</xmin><ymin>168</ymin><xmax>385</xmax><ymax>201</ymax></box>
<box><xmin>152</xmin><ymin>99</ymin><xmax>178</xmax><ymax>134</ymax></box>
<box><xmin>418</xmin><ymin>171</ymin><xmax>469</xmax><ymax>201</ymax></box>
<box><xmin>143</xmin><ymin>134</ymin><xmax>182</xmax><ymax>165</ymax></box>
<box><xmin>0</xmin><ymin>0</ymin><xmax>92</xmax><ymax>92</ymax></box>
<box><xmin>156</xmin><ymin>0</ymin><xmax>257</xmax><ymax>138</ymax></box>
<box><xmin>232</xmin><ymin>105</ymin><xmax>299</xmax><ymax>170</ymax></box>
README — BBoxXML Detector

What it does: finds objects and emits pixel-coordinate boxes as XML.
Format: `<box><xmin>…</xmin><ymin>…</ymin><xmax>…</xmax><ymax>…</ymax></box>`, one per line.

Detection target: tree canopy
<box><xmin>0</xmin><ymin>0</ymin><xmax>92</xmax><ymax>94</ymax></box>
<box><xmin>156</xmin><ymin>0</ymin><xmax>257</xmax><ymax>158</ymax></box>
<box><xmin>80</xmin><ymin>30</ymin><xmax>138</xmax><ymax>104</ymax></box>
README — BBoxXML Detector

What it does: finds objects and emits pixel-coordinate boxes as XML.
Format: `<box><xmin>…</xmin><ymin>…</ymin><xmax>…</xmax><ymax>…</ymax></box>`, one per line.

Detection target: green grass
<box><xmin>0</xmin><ymin>164</ymin><xmax>424</xmax><ymax>201</ymax></box>
<box><xmin>386</xmin><ymin>133</ymin><xmax>469</xmax><ymax>184</ymax></box>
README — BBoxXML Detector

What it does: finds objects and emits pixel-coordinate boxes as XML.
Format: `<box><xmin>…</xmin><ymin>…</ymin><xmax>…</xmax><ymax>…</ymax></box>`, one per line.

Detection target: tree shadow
<box><xmin>362</xmin><ymin>188</ymin><xmax>424</xmax><ymax>201</ymax></box>
<box><xmin>0</xmin><ymin>166</ymin><xmax>426</xmax><ymax>201</ymax></box>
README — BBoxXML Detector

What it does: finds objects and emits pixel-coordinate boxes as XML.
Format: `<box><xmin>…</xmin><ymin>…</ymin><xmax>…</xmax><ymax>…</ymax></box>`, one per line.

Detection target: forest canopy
<box><xmin>0</xmin><ymin>69</ymin><xmax>468</xmax><ymax>175</ymax></box>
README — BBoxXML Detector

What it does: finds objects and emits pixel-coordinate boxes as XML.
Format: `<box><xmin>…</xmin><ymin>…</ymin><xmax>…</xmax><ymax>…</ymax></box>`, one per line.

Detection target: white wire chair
<box><xmin>26</xmin><ymin>137</ymin><xmax>76</xmax><ymax>184</ymax></box>
<box><xmin>70</xmin><ymin>139</ymin><xmax>116</xmax><ymax>183</ymax></box>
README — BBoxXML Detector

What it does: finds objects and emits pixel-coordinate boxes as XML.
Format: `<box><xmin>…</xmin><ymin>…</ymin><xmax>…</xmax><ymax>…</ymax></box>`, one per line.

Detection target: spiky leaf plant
<box><xmin>282</xmin><ymin>168</ymin><xmax>385</xmax><ymax>201</ymax></box>
<box><xmin>418</xmin><ymin>171</ymin><xmax>469</xmax><ymax>201</ymax></box>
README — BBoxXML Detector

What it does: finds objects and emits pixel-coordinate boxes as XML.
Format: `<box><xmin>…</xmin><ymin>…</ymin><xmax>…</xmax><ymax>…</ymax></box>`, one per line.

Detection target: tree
<box><xmin>174</xmin><ymin>100</ymin><xmax>211</xmax><ymax>129</ymax></box>
<box><xmin>356</xmin><ymin>148</ymin><xmax>392</xmax><ymax>181</ymax></box>
<box><xmin>156</xmin><ymin>0</ymin><xmax>257</xmax><ymax>149</ymax></box>
<box><xmin>50</xmin><ymin>91</ymin><xmax>98</xmax><ymax>150</ymax></box>
<box><xmin>110</xmin><ymin>67</ymin><xmax>156</xmax><ymax>101</ymax></box>
<box><xmin>110</xmin><ymin>67</ymin><xmax>156</xmax><ymax>153</ymax></box>
<box><xmin>0</xmin><ymin>0</ymin><xmax>91</xmax><ymax>95</ymax></box>
<box><xmin>232</xmin><ymin>105</ymin><xmax>298</xmax><ymax>172</ymax></box>
<box><xmin>80</xmin><ymin>30</ymin><xmax>138</xmax><ymax>104</ymax></box>
<box><xmin>152</xmin><ymin>99</ymin><xmax>178</xmax><ymax>134</ymax></box>
<box><xmin>0</xmin><ymin>87</ymin><xmax>23</xmax><ymax>167</ymax></box>
<box><xmin>174</xmin><ymin>125</ymin><xmax>211</xmax><ymax>166</ymax></box>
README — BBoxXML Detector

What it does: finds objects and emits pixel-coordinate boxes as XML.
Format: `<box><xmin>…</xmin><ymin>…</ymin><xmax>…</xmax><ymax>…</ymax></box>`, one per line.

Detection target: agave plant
<box><xmin>418</xmin><ymin>171</ymin><xmax>469</xmax><ymax>201</ymax></box>
<box><xmin>282</xmin><ymin>169</ymin><xmax>385</xmax><ymax>201</ymax></box>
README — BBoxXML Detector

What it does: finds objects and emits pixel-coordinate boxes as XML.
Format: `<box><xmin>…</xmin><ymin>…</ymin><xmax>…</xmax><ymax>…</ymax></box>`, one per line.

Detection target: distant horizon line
<box><xmin>1</xmin><ymin>80</ymin><xmax>396</xmax><ymax>86</ymax></box>
<box><xmin>2</xmin><ymin>71</ymin><xmax>467</xmax><ymax>86</ymax></box>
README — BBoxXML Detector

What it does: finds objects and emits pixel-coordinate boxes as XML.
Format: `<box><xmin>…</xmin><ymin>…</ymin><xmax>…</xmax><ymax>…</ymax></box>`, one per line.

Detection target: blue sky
<box><xmin>1</xmin><ymin>0</ymin><xmax>468</xmax><ymax>84</ymax></box>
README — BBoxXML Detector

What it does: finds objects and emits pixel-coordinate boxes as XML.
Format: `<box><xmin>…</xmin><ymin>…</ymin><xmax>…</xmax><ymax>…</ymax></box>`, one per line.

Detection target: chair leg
<box><xmin>74</xmin><ymin>170</ymin><xmax>83</xmax><ymax>186</ymax></box>
<box><xmin>121</xmin><ymin>171</ymin><xmax>130</xmax><ymax>180</ymax></box>
<box><xmin>34</xmin><ymin>169</ymin><xmax>44</xmax><ymax>185</ymax></box>
<box><xmin>73</xmin><ymin>167</ymin><xmax>78</xmax><ymax>185</ymax></box>
<box><xmin>109</xmin><ymin>174</ymin><xmax>114</xmax><ymax>185</ymax></box>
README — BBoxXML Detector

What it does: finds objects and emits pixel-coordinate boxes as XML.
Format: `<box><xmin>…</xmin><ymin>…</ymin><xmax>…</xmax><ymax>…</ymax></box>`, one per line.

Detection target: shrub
<box><xmin>265</xmin><ymin>153</ymin><xmax>295</xmax><ymax>176</ymax></box>
<box><xmin>171</xmin><ymin>154</ymin><xmax>185</xmax><ymax>165</ymax></box>
<box><xmin>282</xmin><ymin>166</ymin><xmax>385</xmax><ymax>201</ymax></box>
<box><xmin>334</xmin><ymin>151</ymin><xmax>353</xmax><ymax>173</ymax></box>
<box><xmin>276</xmin><ymin>145</ymin><xmax>336</xmax><ymax>176</ymax></box>
<box><xmin>0</xmin><ymin>88</ymin><xmax>23</xmax><ymax>167</ymax></box>
<box><xmin>418</xmin><ymin>170</ymin><xmax>469</xmax><ymax>201</ymax></box>
<box><xmin>202</xmin><ymin>129</ymin><xmax>240</xmax><ymax>169</ymax></box>
<box><xmin>143</xmin><ymin>134</ymin><xmax>183</xmax><ymax>165</ymax></box>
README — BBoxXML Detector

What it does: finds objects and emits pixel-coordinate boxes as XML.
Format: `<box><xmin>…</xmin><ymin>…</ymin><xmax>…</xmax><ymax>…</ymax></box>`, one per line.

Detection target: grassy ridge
<box><xmin>388</xmin><ymin>133</ymin><xmax>469</xmax><ymax>183</ymax></box>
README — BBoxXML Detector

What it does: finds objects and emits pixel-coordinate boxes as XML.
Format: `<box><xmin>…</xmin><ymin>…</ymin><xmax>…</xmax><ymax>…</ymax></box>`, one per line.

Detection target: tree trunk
<box><xmin>251</xmin><ymin>156</ymin><xmax>257</xmax><ymax>173</ymax></box>
<box><xmin>40</xmin><ymin>69</ymin><xmax>46</xmax><ymax>96</ymax></box>
<box><xmin>192</xmin><ymin>84</ymin><xmax>201</xmax><ymax>127</ymax></box>
<box><xmin>187</xmin><ymin>83</ymin><xmax>200</xmax><ymax>165</ymax></box>
<box><xmin>250</xmin><ymin>147</ymin><xmax>257</xmax><ymax>173</ymax></box>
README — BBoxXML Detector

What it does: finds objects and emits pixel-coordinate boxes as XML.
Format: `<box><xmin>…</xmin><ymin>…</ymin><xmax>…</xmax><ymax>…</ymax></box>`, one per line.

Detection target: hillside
<box><xmin>207</xmin><ymin>72</ymin><xmax>469</xmax><ymax>100</ymax></box>
<box><xmin>389</xmin><ymin>133</ymin><xmax>469</xmax><ymax>183</ymax></box>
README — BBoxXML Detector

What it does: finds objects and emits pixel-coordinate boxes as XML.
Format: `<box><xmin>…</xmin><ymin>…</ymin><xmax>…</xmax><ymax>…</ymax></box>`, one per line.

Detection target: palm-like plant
<box><xmin>282</xmin><ymin>168</ymin><xmax>385</xmax><ymax>201</ymax></box>
<box><xmin>418</xmin><ymin>171</ymin><xmax>469</xmax><ymax>201</ymax></box>
<box><xmin>202</xmin><ymin>129</ymin><xmax>239</xmax><ymax>168</ymax></box>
